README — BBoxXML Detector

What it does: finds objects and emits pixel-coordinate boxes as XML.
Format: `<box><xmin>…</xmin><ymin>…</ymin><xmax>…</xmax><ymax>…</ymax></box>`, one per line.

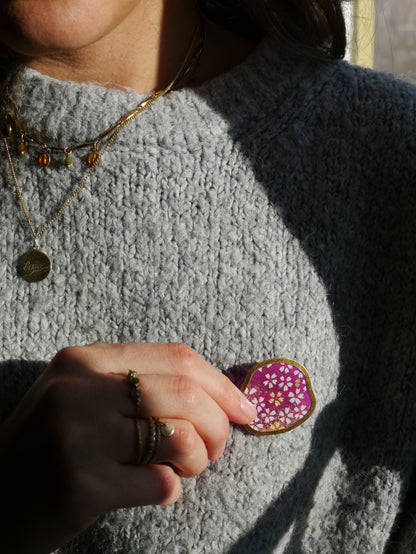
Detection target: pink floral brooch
<box><xmin>241</xmin><ymin>358</ymin><xmax>316</xmax><ymax>435</ymax></box>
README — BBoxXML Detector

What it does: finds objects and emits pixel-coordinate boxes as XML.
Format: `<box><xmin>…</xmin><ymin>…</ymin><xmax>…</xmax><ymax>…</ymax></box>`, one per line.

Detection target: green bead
<box><xmin>132</xmin><ymin>388</ymin><xmax>142</xmax><ymax>401</ymax></box>
<box><xmin>65</xmin><ymin>154</ymin><xmax>72</xmax><ymax>168</ymax></box>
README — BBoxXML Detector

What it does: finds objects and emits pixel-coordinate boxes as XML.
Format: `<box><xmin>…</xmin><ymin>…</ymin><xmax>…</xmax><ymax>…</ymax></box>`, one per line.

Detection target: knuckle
<box><xmin>44</xmin><ymin>414</ymin><xmax>77</xmax><ymax>460</ymax></box>
<box><xmin>42</xmin><ymin>374</ymin><xmax>84</xmax><ymax>414</ymax></box>
<box><xmin>176</xmin><ymin>420</ymin><xmax>198</xmax><ymax>454</ymax></box>
<box><xmin>172</xmin><ymin>375</ymin><xmax>201</xmax><ymax>409</ymax></box>
<box><xmin>99</xmin><ymin>341</ymin><xmax>126</xmax><ymax>357</ymax></box>
<box><xmin>40</xmin><ymin>382</ymin><xmax>85</xmax><ymax>455</ymax></box>
<box><xmin>42</xmin><ymin>378</ymin><xmax>71</xmax><ymax>413</ymax></box>
<box><xmin>167</xmin><ymin>343</ymin><xmax>197</xmax><ymax>374</ymax></box>
<box><xmin>173</xmin><ymin>421</ymin><xmax>208</xmax><ymax>477</ymax></box>
<box><xmin>50</xmin><ymin>346</ymin><xmax>85</xmax><ymax>370</ymax></box>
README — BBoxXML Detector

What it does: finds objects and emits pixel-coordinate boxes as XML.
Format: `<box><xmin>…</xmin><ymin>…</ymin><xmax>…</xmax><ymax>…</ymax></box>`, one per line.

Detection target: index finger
<box><xmin>62</xmin><ymin>342</ymin><xmax>257</xmax><ymax>424</ymax></box>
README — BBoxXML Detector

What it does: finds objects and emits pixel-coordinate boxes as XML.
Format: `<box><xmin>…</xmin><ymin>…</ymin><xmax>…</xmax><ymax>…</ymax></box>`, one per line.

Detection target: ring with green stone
<box><xmin>128</xmin><ymin>370</ymin><xmax>142</xmax><ymax>407</ymax></box>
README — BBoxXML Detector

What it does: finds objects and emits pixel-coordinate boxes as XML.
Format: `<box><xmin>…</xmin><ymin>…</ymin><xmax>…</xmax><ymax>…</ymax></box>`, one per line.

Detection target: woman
<box><xmin>0</xmin><ymin>0</ymin><xmax>415</xmax><ymax>552</ymax></box>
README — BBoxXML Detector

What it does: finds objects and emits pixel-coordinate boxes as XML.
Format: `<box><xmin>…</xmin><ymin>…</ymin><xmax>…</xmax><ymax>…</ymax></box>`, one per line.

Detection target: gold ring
<box><xmin>135</xmin><ymin>419</ymin><xmax>143</xmax><ymax>464</ymax></box>
<box><xmin>139</xmin><ymin>419</ymin><xmax>175</xmax><ymax>465</ymax></box>
<box><xmin>142</xmin><ymin>417</ymin><xmax>157</xmax><ymax>465</ymax></box>
<box><xmin>149</xmin><ymin>419</ymin><xmax>162</xmax><ymax>464</ymax></box>
<box><xmin>128</xmin><ymin>370</ymin><xmax>142</xmax><ymax>407</ymax></box>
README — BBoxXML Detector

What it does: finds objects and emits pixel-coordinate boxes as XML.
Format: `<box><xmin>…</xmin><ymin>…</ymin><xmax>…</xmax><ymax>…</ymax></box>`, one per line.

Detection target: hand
<box><xmin>0</xmin><ymin>342</ymin><xmax>256</xmax><ymax>554</ymax></box>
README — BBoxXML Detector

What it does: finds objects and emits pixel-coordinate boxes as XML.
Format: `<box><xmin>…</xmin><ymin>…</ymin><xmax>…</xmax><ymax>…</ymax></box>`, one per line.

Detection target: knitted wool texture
<box><xmin>1</xmin><ymin>37</ymin><xmax>416</xmax><ymax>553</ymax></box>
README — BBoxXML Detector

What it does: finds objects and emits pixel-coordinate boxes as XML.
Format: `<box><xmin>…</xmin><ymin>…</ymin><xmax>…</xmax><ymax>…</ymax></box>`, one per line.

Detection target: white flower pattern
<box><xmin>279</xmin><ymin>364</ymin><xmax>293</xmax><ymax>374</ymax></box>
<box><xmin>250</xmin><ymin>417</ymin><xmax>264</xmax><ymax>431</ymax></box>
<box><xmin>278</xmin><ymin>375</ymin><xmax>293</xmax><ymax>391</ymax></box>
<box><xmin>261</xmin><ymin>407</ymin><xmax>277</xmax><ymax>423</ymax></box>
<box><xmin>293</xmin><ymin>405</ymin><xmax>309</xmax><ymax>420</ymax></box>
<box><xmin>288</xmin><ymin>388</ymin><xmax>305</xmax><ymax>405</ymax></box>
<box><xmin>263</xmin><ymin>373</ymin><xmax>277</xmax><ymax>389</ymax></box>
<box><xmin>244</xmin><ymin>361</ymin><xmax>314</xmax><ymax>433</ymax></box>
<box><xmin>253</xmin><ymin>397</ymin><xmax>265</xmax><ymax>411</ymax></box>
<box><xmin>278</xmin><ymin>407</ymin><xmax>294</xmax><ymax>426</ymax></box>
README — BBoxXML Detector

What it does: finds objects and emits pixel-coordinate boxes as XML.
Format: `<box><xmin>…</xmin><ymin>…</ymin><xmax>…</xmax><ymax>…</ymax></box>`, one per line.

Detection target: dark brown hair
<box><xmin>198</xmin><ymin>0</ymin><xmax>347</xmax><ymax>60</ymax></box>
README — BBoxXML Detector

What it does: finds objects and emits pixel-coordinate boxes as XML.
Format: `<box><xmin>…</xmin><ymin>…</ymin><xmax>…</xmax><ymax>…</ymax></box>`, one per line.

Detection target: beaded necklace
<box><xmin>1</xmin><ymin>18</ymin><xmax>204</xmax><ymax>282</ymax></box>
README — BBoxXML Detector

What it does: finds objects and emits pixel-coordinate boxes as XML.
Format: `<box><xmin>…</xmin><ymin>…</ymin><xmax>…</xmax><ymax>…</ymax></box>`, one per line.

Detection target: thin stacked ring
<box><xmin>127</xmin><ymin>370</ymin><xmax>175</xmax><ymax>465</ymax></box>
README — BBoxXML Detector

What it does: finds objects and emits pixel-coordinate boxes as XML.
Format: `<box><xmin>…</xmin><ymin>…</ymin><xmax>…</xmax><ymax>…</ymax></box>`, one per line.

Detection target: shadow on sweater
<box><xmin>197</xmin><ymin>56</ymin><xmax>416</xmax><ymax>553</ymax></box>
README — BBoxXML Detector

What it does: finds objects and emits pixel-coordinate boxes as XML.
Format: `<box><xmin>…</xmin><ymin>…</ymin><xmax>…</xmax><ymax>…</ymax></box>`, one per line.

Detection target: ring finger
<box><xmin>117</xmin><ymin>417</ymin><xmax>208</xmax><ymax>478</ymax></box>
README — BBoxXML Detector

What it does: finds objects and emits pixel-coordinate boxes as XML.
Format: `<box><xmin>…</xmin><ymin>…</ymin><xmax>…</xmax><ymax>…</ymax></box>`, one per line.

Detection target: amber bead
<box><xmin>38</xmin><ymin>150</ymin><xmax>51</xmax><ymax>167</ymax></box>
<box><xmin>17</xmin><ymin>143</ymin><xmax>26</xmax><ymax>155</ymax></box>
<box><xmin>87</xmin><ymin>151</ymin><xmax>99</xmax><ymax>168</ymax></box>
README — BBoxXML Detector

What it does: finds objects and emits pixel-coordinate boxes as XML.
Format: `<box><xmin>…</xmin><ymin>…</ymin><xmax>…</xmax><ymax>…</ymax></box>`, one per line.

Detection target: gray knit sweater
<box><xmin>1</xmin><ymin>36</ymin><xmax>416</xmax><ymax>553</ymax></box>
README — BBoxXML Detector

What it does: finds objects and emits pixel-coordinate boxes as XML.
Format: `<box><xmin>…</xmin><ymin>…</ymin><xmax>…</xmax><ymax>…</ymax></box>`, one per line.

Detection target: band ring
<box><xmin>142</xmin><ymin>417</ymin><xmax>157</xmax><ymax>465</ymax></box>
<box><xmin>149</xmin><ymin>418</ymin><xmax>162</xmax><ymax>464</ymax></box>
<box><xmin>140</xmin><ymin>418</ymin><xmax>175</xmax><ymax>465</ymax></box>
<box><xmin>128</xmin><ymin>370</ymin><xmax>142</xmax><ymax>407</ymax></box>
<box><xmin>135</xmin><ymin>419</ymin><xmax>143</xmax><ymax>464</ymax></box>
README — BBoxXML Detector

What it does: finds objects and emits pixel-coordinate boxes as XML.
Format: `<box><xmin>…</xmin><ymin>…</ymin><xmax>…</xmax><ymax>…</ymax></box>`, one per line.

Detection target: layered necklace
<box><xmin>1</xmin><ymin>17</ymin><xmax>204</xmax><ymax>283</ymax></box>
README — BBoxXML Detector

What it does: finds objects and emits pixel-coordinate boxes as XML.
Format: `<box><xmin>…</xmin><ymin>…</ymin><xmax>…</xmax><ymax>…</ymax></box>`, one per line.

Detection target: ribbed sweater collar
<box><xmin>2</xmin><ymin>34</ymin><xmax>312</xmax><ymax>145</ymax></box>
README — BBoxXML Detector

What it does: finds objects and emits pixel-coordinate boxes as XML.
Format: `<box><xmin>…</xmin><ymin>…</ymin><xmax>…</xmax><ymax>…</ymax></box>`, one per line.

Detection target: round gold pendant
<box><xmin>18</xmin><ymin>250</ymin><xmax>51</xmax><ymax>282</ymax></box>
<box><xmin>160</xmin><ymin>422</ymin><xmax>175</xmax><ymax>437</ymax></box>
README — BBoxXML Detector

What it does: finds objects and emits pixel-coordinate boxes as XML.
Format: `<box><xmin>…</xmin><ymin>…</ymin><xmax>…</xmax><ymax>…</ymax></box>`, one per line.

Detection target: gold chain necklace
<box><xmin>1</xmin><ymin>18</ymin><xmax>204</xmax><ymax>283</ymax></box>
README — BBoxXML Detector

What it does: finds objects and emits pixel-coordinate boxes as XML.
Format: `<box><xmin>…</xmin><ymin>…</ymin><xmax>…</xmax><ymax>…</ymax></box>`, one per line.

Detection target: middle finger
<box><xmin>118</xmin><ymin>374</ymin><xmax>230</xmax><ymax>460</ymax></box>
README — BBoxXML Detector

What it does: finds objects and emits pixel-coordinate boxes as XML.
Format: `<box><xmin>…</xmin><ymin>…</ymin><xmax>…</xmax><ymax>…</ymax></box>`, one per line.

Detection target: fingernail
<box><xmin>240</xmin><ymin>394</ymin><xmax>257</xmax><ymax>421</ymax></box>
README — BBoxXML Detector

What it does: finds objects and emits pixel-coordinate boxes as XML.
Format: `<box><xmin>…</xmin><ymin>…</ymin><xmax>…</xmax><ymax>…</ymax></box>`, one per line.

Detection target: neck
<box><xmin>24</xmin><ymin>0</ymin><xmax>199</xmax><ymax>93</ymax></box>
<box><xmin>19</xmin><ymin>1</ymin><xmax>257</xmax><ymax>93</ymax></box>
